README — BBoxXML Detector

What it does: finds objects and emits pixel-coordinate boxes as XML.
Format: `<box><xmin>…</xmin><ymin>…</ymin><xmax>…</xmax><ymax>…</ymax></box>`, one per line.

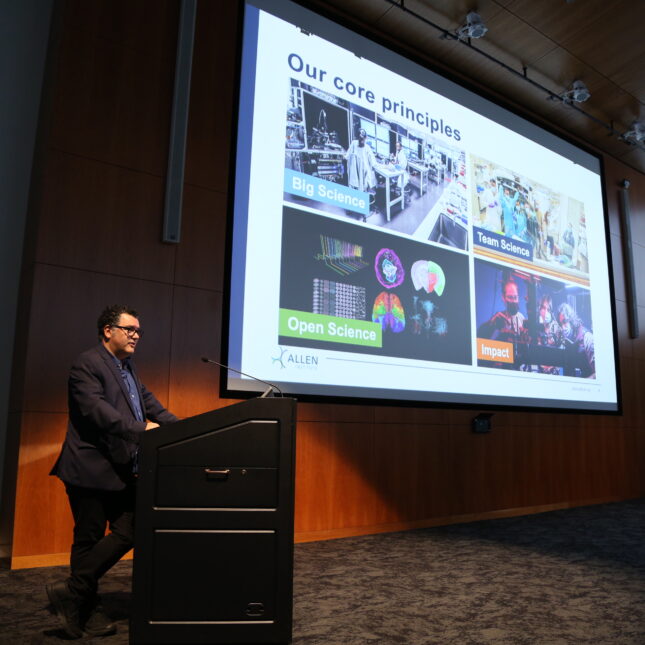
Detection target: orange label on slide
<box><xmin>477</xmin><ymin>338</ymin><xmax>514</xmax><ymax>363</ymax></box>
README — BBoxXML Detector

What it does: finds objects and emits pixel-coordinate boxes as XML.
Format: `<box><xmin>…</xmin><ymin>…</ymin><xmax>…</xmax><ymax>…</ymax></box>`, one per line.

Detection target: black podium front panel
<box><xmin>150</xmin><ymin>530</ymin><xmax>277</xmax><ymax>621</ymax></box>
<box><xmin>130</xmin><ymin>398</ymin><xmax>296</xmax><ymax>644</ymax></box>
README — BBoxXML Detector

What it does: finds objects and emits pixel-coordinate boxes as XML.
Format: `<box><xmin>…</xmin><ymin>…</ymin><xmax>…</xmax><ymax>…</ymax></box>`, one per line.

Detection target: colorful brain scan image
<box><xmin>372</xmin><ymin>292</ymin><xmax>405</xmax><ymax>333</ymax></box>
<box><xmin>410</xmin><ymin>296</ymin><xmax>448</xmax><ymax>337</ymax></box>
<box><xmin>375</xmin><ymin>248</ymin><xmax>405</xmax><ymax>288</ymax></box>
<box><xmin>411</xmin><ymin>260</ymin><xmax>446</xmax><ymax>296</ymax></box>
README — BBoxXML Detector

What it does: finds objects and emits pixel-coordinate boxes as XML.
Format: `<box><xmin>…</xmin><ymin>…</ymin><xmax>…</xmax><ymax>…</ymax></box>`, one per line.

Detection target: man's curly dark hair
<box><xmin>97</xmin><ymin>305</ymin><xmax>138</xmax><ymax>340</ymax></box>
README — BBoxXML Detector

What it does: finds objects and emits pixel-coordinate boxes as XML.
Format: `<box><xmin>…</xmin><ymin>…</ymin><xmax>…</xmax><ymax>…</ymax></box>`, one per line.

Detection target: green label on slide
<box><xmin>279</xmin><ymin>309</ymin><xmax>382</xmax><ymax>347</ymax></box>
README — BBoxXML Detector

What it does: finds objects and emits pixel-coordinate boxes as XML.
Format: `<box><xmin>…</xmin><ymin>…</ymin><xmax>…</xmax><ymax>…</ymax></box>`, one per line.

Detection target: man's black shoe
<box><xmin>83</xmin><ymin>598</ymin><xmax>117</xmax><ymax>637</ymax></box>
<box><xmin>46</xmin><ymin>581</ymin><xmax>83</xmax><ymax>639</ymax></box>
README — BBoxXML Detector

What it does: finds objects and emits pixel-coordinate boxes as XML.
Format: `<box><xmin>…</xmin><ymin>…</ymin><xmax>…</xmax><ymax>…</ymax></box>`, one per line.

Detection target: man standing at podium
<box><xmin>47</xmin><ymin>304</ymin><xmax>177</xmax><ymax>638</ymax></box>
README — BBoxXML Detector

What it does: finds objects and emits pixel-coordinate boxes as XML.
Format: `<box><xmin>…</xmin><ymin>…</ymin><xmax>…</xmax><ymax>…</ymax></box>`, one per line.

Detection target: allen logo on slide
<box><xmin>271</xmin><ymin>347</ymin><xmax>289</xmax><ymax>369</ymax></box>
<box><xmin>477</xmin><ymin>338</ymin><xmax>514</xmax><ymax>363</ymax></box>
<box><xmin>272</xmin><ymin>346</ymin><xmax>320</xmax><ymax>371</ymax></box>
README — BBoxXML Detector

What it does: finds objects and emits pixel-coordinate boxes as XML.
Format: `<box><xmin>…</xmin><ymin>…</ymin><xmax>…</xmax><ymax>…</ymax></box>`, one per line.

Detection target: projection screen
<box><xmin>223</xmin><ymin>0</ymin><xmax>621</xmax><ymax>412</ymax></box>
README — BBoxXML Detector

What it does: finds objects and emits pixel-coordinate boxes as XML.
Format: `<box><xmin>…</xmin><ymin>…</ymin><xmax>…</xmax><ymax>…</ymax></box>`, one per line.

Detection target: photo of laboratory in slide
<box><xmin>284</xmin><ymin>78</ymin><xmax>469</xmax><ymax>250</ymax></box>
<box><xmin>474</xmin><ymin>258</ymin><xmax>595</xmax><ymax>378</ymax></box>
<box><xmin>471</xmin><ymin>154</ymin><xmax>590</xmax><ymax>282</ymax></box>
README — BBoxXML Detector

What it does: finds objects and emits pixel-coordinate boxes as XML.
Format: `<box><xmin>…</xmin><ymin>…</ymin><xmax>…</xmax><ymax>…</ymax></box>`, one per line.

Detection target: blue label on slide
<box><xmin>284</xmin><ymin>169</ymin><xmax>369</xmax><ymax>217</ymax></box>
<box><xmin>473</xmin><ymin>226</ymin><xmax>533</xmax><ymax>262</ymax></box>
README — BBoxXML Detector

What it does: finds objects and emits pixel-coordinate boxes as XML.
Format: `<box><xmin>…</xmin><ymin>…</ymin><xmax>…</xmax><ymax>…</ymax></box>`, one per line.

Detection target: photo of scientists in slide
<box><xmin>278</xmin><ymin>205</ymin><xmax>472</xmax><ymax>365</ymax></box>
<box><xmin>284</xmin><ymin>79</ymin><xmax>469</xmax><ymax>250</ymax></box>
<box><xmin>474</xmin><ymin>259</ymin><xmax>595</xmax><ymax>378</ymax></box>
<box><xmin>470</xmin><ymin>155</ymin><xmax>589</xmax><ymax>280</ymax></box>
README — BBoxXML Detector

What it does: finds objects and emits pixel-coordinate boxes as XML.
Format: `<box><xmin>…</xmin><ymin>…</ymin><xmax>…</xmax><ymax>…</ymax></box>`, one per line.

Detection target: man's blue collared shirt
<box><xmin>110</xmin><ymin>354</ymin><xmax>144</xmax><ymax>423</ymax></box>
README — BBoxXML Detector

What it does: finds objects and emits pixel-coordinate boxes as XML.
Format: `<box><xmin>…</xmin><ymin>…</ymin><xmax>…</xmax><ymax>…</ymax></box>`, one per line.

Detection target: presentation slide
<box><xmin>225</xmin><ymin>0</ymin><xmax>619</xmax><ymax>412</ymax></box>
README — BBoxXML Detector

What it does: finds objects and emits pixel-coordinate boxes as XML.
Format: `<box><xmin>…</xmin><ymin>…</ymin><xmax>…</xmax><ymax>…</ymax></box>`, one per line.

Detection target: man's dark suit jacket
<box><xmin>51</xmin><ymin>344</ymin><xmax>177</xmax><ymax>491</ymax></box>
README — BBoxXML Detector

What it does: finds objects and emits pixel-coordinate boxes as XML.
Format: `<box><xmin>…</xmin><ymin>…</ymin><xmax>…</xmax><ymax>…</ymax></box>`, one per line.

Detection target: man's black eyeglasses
<box><xmin>112</xmin><ymin>325</ymin><xmax>144</xmax><ymax>338</ymax></box>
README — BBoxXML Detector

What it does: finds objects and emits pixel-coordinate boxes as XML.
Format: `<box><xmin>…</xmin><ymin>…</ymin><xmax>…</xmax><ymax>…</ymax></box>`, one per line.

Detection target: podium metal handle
<box><xmin>204</xmin><ymin>468</ymin><xmax>230</xmax><ymax>481</ymax></box>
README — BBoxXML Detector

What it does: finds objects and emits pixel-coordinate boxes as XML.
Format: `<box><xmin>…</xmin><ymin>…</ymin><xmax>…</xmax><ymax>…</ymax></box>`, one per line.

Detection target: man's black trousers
<box><xmin>65</xmin><ymin>484</ymin><xmax>135</xmax><ymax>599</ymax></box>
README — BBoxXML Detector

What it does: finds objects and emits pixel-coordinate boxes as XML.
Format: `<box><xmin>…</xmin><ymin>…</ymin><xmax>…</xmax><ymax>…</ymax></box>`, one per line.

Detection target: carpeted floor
<box><xmin>2</xmin><ymin>499</ymin><xmax>644</xmax><ymax>644</ymax></box>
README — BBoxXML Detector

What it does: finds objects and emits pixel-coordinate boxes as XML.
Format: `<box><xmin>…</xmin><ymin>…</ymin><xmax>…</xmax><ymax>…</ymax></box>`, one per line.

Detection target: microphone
<box><xmin>201</xmin><ymin>356</ymin><xmax>283</xmax><ymax>398</ymax></box>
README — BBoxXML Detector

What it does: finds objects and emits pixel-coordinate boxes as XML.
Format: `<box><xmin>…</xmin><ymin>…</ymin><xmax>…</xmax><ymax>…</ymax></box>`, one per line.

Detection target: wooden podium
<box><xmin>130</xmin><ymin>397</ymin><xmax>297</xmax><ymax>644</ymax></box>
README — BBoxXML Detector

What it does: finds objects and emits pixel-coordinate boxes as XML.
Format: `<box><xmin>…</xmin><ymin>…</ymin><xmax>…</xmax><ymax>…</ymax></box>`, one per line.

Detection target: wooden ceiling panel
<box><xmin>608</xmin><ymin>57</ymin><xmax>645</xmax><ymax>105</ymax></box>
<box><xmin>368</xmin><ymin>3</ymin><xmax>464</xmax><ymax>71</ymax></box>
<box><xmin>368</xmin><ymin>0</ymin><xmax>458</xmax><ymax>46</ymax></box>
<box><xmin>317</xmin><ymin>0</ymin><xmax>391</xmax><ymax>27</ymax></box>
<box><xmin>478</xmin><ymin>7</ymin><xmax>557</xmax><ymax>68</ymax></box>
<box><xmin>382</xmin><ymin>0</ymin><xmax>460</xmax><ymax>30</ymax></box>
<box><xmin>531</xmin><ymin>47</ymin><xmax>638</xmax><ymax>123</ymax></box>
<box><xmin>556</xmin><ymin>6</ymin><xmax>645</xmax><ymax>78</ymax></box>
<box><xmin>505</xmin><ymin>0</ymin><xmax>626</xmax><ymax>47</ymax></box>
<box><xmin>615</xmin><ymin>145</ymin><xmax>645</xmax><ymax>171</ymax></box>
<box><xmin>530</xmin><ymin>46</ymin><xmax>604</xmax><ymax>91</ymax></box>
<box><xmin>574</xmin><ymin>86</ymin><xmax>638</xmax><ymax>131</ymax></box>
<box><xmin>314</xmin><ymin>0</ymin><xmax>644</xmax><ymax>173</ymax></box>
<box><xmin>506</xmin><ymin>0</ymin><xmax>645</xmax><ymax>102</ymax></box>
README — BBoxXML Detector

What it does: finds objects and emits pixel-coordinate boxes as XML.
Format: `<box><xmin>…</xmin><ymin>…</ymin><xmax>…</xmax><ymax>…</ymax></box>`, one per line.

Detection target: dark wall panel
<box><xmin>173</xmin><ymin>184</ymin><xmax>227</xmax><ymax>292</ymax></box>
<box><xmin>21</xmin><ymin>264</ymin><xmax>174</xmax><ymax>414</ymax></box>
<box><xmin>168</xmin><ymin>285</ymin><xmax>235</xmax><ymax>418</ymax></box>
<box><xmin>49</xmin><ymin>0</ymin><xmax>178</xmax><ymax>175</ymax></box>
<box><xmin>35</xmin><ymin>151</ymin><xmax>176</xmax><ymax>282</ymax></box>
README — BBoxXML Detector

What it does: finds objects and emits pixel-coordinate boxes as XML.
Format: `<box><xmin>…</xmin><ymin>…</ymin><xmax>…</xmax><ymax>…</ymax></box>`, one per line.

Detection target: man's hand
<box><xmin>145</xmin><ymin>421</ymin><xmax>160</xmax><ymax>430</ymax></box>
<box><xmin>491</xmin><ymin>311</ymin><xmax>510</xmax><ymax>330</ymax></box>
